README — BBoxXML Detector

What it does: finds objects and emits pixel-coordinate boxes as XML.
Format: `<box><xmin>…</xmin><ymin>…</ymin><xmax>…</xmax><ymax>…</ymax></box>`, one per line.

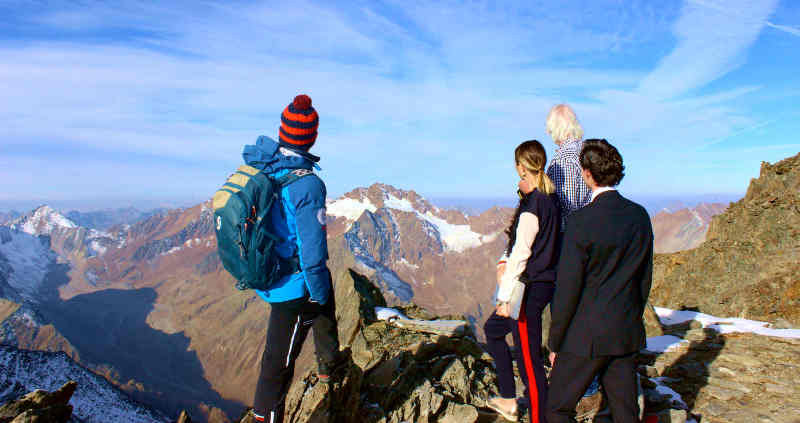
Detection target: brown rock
<box><xmin>177</xmin><ymin>410</ymin><xmax>193</xmax><ymax>423</ymax></box>
<box><xmin>0</xmin><ymin>381</ymin><xmax>76</xmax><ymax>423</ymax></box>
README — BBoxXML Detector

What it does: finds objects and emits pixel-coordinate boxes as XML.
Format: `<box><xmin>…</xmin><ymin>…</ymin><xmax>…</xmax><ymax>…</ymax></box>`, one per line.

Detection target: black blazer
<box><xmin>548</xmin><ymin>190</ymin><xmax>654</xmax><ymax>358</ymax></box>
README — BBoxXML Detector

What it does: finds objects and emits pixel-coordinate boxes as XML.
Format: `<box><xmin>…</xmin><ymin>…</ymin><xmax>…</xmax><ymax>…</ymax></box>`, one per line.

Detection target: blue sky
<box><xmin>1</xmin><ymin>0</ymin><xmax>799</xmax><ymax>210</ymax></box>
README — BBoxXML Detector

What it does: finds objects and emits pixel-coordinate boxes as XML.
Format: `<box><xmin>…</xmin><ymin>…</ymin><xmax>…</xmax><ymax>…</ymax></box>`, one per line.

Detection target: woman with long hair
<box><xmin>484</xmin><ymin>140</ymin><xmax>561</xmax><ymax>423</ymax></box>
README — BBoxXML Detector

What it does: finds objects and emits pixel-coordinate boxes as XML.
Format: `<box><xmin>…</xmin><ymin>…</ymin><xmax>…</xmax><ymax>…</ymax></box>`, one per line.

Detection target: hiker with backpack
<box><xmin>484</xmin><ymin>140</ymin><xmax>561</xmax><ymax>423</ymax></box>
<box><xmin>212</xmin><ymin>94</ymin><xmax>342</xmax><ymax>423</ymax></box>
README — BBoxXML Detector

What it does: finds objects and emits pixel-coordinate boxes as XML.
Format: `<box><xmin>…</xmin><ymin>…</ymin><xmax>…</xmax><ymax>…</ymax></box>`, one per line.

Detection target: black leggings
<box><xmin>484</xmin><ymin>282</ymin><xmax>554</xmax><ymax>423</ymax></box>
<box><xmin>253</xmin><ymin>294</ymin><xmax>339</xmax><ymax>421</ymax></box>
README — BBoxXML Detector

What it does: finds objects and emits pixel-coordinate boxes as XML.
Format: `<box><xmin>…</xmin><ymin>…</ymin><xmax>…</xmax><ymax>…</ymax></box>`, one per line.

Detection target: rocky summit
<box><xmin>226</xmin><ymin>268</ymin><xmax>646</xmax><ymax>423</ymax></box>
<box><xmin>651</xmin><ymin>153</ymin><xmax>800</xmax><ymax>326</ymax></box>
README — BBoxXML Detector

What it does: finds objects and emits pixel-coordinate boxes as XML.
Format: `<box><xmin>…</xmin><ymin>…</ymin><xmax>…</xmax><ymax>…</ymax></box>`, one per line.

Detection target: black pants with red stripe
<box><xmin>484</xmin><ymin>282</ymin><xmax>554</xmax><ymax>423</ymax></box>
<box><xmin>253</xmin><ymin>294</ymin><xmax>339</xmax><ymax>422</ymax></box>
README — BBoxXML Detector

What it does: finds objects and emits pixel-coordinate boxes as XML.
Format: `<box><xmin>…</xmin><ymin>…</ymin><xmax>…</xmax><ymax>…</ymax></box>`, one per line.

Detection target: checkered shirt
<box><xmin>546</xmin><ymin>138</ymin><xmax>592</xmax><ymax>230</ymax></box>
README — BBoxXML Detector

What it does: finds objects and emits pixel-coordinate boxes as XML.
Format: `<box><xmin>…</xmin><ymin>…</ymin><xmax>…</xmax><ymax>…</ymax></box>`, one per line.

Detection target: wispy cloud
<box><xmin>0</xmin><ymin>0</ymin><xmax>796</xmax><ymax>204</ymax></box>
<box><xmin>689</xmin><ymin>0</ymin><xmax>800</xmax><ymax>37</ymax></box>
<box><xmin>638</xmin><ymin>0</ymin><xmax>779</xmax><ymax>99</ymax></box>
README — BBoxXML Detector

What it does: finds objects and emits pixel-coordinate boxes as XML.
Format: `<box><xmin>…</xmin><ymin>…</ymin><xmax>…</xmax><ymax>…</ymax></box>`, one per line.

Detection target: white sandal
<box><xmin>487</xmin><ymin>396</ymin><xmax>519</xmax><ymax>421</ymax></box>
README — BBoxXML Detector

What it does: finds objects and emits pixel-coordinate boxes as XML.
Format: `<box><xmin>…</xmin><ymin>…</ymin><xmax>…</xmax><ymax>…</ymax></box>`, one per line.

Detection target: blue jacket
<box><xmin>242</xmin><ymin>136</ymin><xmax>332</xmax><ymax>304</ymax></box>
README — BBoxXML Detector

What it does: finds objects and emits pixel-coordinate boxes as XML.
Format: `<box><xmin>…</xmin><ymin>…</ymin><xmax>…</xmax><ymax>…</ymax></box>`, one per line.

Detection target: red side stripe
<box><xmin>518</xmin><ymin>306</ymin><xmax>540</xmax><ymax>423</ymax></box>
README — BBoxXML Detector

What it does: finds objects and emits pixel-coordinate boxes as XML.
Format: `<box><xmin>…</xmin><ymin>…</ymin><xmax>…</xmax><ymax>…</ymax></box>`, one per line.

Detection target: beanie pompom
<box><xmin>293</xmin><ymin>94</ymin><xmax>312</xmax><ymax>110</ymax></box>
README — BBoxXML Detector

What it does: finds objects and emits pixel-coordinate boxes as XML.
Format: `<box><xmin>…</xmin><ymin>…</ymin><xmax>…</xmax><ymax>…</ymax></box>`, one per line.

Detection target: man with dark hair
<box><xmin>546</xmin><ymin>139</ymin><xmax>653</xmax><ymax>423</ymax></box>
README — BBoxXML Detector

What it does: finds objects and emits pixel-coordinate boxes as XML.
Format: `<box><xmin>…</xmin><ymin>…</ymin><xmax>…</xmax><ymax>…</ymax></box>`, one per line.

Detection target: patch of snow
<box><xmin>88</xmin><ymin>240</ymin><xmax>107</xmax><ymax>256</ymax></box>
<box><xmin>420</xmin><ymin>212</ymin><xmax>483</xmax><ymax>253</ymax></box>
<box><xmin>183</xmin><ymin>238</ymin><xmax>202</xmax><ymax>248</ymax></box>
<box><xmin>644</xmin><ymin>335</ymin><xmax>687</xmax><ymax>353</ymax></box>
<box><xmin>327</xmin><ymin>197</ymin><xmax>377</xmax><ymax>221</ymax></box>
<box><xmin>398</xmin><ymin>258</ymin><xmax>419</xmax><ymax>269</ymax></box>
<box><xmin>384</xmin><ymin>195</ymin><xmax>415</xmax><ymax>212</ymax></box>
<box><xmin>88</xmin><ymin>229</ymin><xmax>111</xmax><ymax>238</ymax></box>
<box><xmin>164</xmin><ymin>246</ymin><xmax>183</xmax><ymax>255</ymax></box>
<box><xmin>652</xmin><ymin>377</ymin><xmax>688</xmax><ymax>409</ymax></box>
<box><xmin>654</xmin><ymin>307</ymin><xmax>800</xmax><ymax>339</ymax></box>
<box><xmin>0</xmin><ymin>229</ymin><xmax>54</xmax><ymax>303</ymax></box>
<box><xmin>375</xmin><ymin>307</ymin><xmax>408</xmax><ymax>321</ymax></box>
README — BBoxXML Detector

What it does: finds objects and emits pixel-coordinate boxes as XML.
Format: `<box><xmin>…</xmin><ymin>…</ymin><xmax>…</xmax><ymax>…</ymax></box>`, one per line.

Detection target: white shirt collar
<box><xmin>591</xmin><ymin>187</ymin><xmax>616</xmax><ymax>202</ymax></box>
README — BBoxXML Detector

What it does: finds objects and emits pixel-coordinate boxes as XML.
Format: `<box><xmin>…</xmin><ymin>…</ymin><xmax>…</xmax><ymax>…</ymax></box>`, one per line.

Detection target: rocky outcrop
<box><xmin>652</xmin><ymin>153</ymin><xmax>800</xmax><ymax>326</ymax></box>
<box><xmin>638</xmin><ymin>321</ymin><xmax>800</xmax><ymax>423</ymax></box>
<box><xmin>0</xmin><ymin>381</ymin><xmax>76</xmax><ymax>423</ymax></box>
<box><xmin>230</xmin><ymin>268</ymin><xmax>623</xmax><ymax>423</ymax></box>
<box><xmin>275</xmin><ymin>269</ymin><xmax>501</xmax><ymax>423</ymax></box>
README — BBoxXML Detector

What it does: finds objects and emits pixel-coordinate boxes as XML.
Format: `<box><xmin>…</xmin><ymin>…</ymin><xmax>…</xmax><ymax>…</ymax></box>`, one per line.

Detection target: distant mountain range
<box><xmin>652</xmin><ymin>203</ymin><xmax>728</xmax><ymax>253</ymax></box>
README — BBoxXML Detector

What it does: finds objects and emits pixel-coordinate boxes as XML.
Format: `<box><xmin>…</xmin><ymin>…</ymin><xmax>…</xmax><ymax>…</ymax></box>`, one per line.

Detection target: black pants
<box><xmin>253</xmin><ymin>294</ymin><xmax>339</xmax><ymax>422</ymax></box>
<box><xmin>546</xmin><ymin>351</ymin><xmax>639</xmax><ymax>423</ymax></box>
<box><xmin>484</xmin><ymin>282</ymin><xmax>554</xmax><ymax>423</ymax></box>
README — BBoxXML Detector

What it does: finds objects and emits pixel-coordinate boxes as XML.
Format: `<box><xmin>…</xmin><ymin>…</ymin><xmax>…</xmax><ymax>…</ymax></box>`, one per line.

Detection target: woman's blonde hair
<box><xmin>515</xmin><ymin>140</ymin><xmax>555</xmax><ymax>195</ymax></box>
<box><xmin>546</xmin><ymin>104</ymin><xmax>584</xmax><ymax>144</ymax></box>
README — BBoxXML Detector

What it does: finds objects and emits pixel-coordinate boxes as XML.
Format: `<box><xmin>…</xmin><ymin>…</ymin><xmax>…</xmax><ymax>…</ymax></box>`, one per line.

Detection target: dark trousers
<box><xmin>253</xmin><ymin>294</ymin><xmax>339</xmax><ymax>422</ymax></box>
<box><xmin>484</xmin><ymin>282</ymin><xmax>554</xmax><ymax>423</ymax></box>
<box><xmin>546</xmin><ymin>351</ymin><xmax>639</xmax><ymax>423</ymax></box>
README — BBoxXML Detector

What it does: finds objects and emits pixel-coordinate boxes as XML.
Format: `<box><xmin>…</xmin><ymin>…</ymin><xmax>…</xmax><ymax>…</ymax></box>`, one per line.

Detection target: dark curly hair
<box><xmin>579</xmin><ymin>139</ymin><xmax>625</xmax><ymax>187</ymax></box>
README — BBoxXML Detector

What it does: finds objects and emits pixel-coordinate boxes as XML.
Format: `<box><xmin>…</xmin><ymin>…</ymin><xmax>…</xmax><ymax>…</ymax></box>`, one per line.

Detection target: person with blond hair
<box><xmin>545</xmin><ymin>104</ymin><xmax>591</xmax><ymax>229</ymax></box>
<box><xmin>485</xmin><ymin>140</ymin><xmax>561</xmax><ymax>423</ymax></box>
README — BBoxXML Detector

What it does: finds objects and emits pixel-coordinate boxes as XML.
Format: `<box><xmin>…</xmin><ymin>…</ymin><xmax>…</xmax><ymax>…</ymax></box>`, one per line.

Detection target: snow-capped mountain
<box><xmin>0</xmin><ymin>345</ymin><xmax>168</xmax><ymax>423</ymax></box>
<box><xmin>10</xmin><ymin>205</ymin><xmax>77</xmax><ymax>235</ymax></box>
<box><xmin>327</xmin><ymin>183</ymin><xmax>500</xmax><ymax>252</ymax></box>
<box><xmin>327</xmin><ymin>183</ymin><xmax>511</xmax><ymax>308</ymax></box>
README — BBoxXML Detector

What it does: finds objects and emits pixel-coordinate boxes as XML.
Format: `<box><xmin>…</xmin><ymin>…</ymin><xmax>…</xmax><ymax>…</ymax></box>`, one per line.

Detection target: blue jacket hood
<box><xmin>242</xmin><ymin>135</ymin><xmax>320</xmax><ymax>173</ymax></box>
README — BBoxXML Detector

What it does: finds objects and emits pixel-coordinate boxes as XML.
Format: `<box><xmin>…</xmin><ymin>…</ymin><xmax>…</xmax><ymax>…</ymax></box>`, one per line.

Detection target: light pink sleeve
<box><xmin>497</xmin><ymin>212</ymin><xmax>539</xmax><ymax>302</ymax></box>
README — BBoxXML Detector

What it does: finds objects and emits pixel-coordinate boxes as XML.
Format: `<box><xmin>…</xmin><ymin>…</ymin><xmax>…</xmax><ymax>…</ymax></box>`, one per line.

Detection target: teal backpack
<box><xmin>212</xmin><ymin>165</ymin><xmax>310</xmax><ymax>291</ymax></box>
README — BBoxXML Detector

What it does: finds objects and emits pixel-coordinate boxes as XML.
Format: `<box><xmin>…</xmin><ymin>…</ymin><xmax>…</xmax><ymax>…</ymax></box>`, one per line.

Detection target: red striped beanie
<box><xmin>279</xmin><ymin>94</ymin><xmax>319</xmax><ymax>151</ymax></box>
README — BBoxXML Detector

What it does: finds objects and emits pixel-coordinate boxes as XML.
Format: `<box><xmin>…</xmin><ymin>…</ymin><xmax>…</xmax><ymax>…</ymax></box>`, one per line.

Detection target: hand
<box><xmin>549</xmin><ymin>352</ymin><xmax>557</xmax><ymax>366</ymax></box>
<box><xmin>496</xmin><ymin>302</ymin><xmax>511</xmax><ymax>318</ymax></box>
<box><xmin>496</xmin><ymin>263</ymin><xmax>506</xmax><ymax>285</ymax></box>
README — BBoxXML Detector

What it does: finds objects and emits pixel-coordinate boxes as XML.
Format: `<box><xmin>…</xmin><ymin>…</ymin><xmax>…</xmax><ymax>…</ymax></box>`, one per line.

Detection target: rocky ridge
<box><xmin>651</xmin><ymin>153</ymin><xmax>800</xmax><ymax>326</ymax></box>
<box><xmin>0</xmin><ymin>345</ymin><xmax>169</xmax><ymax>422</ymax></box>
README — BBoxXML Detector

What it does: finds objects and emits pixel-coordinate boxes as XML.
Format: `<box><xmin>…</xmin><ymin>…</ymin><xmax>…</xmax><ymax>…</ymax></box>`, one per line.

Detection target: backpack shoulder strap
<box><xmin>275</xmin><ymin>169</ymin><xmax>314</xmax><ymax>188</ymax></box>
